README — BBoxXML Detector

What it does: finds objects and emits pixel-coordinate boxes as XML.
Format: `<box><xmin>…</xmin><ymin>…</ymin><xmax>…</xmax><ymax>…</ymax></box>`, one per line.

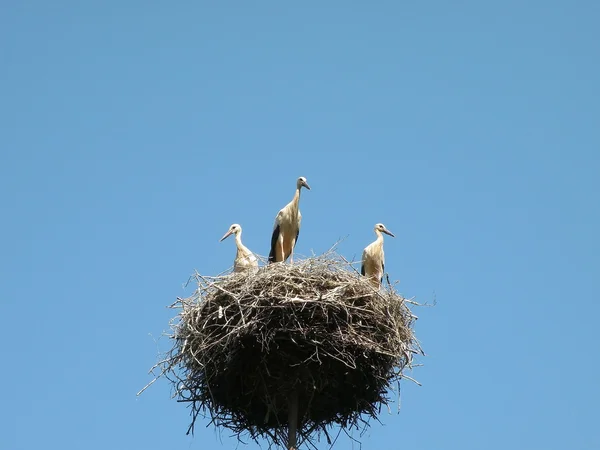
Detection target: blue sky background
<box><xmin>2</xmin><ymin>1</ymin><xmax>599</xmax><ymax>449</ymax></box>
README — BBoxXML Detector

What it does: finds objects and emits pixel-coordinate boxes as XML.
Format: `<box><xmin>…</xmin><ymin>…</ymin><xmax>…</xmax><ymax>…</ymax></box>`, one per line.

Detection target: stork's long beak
<box><xmin>303</xmin><ymin>182</ymin><xmax>311</xmax><ymax>190</ymax></box>
<box><xmin>219</xmin><ymin>230</ymin><xmax>233</xmax><ymax>242</ymax></box>
<box><xmin>383</xmin><ymin>229</ymin><xmax>395</xmax><ymax>238</ymax></box>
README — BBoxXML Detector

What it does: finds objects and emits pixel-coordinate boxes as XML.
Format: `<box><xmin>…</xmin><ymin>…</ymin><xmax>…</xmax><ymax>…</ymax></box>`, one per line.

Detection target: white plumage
<box><xmin>268</xmin><ymin>176</ymin><xmax>311</xmax><ymax>264</ymax></box>
<box><xmin>219</xmin><ymin>223</ymin><xmax>258</xmax><ymax>273</ymax></box>
<box><xmin>361</xmin><ymin>223</ymin><xmax>395</xmax><ymax>288</ymax></box>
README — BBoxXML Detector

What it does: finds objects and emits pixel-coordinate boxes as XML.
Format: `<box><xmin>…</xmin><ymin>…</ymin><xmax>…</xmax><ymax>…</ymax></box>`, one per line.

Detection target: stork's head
<box><xmin>219</xmin><ymin>223</ymin><xmax>242</xmax><ymax>242</ymax></box>
<box><xmin>297</xmin><ymin>176</ymin><xmax>311</xmax><ymax>191</ymax></box>
<box><xmin>375</xmin><ymin>223</ymin><xmax>395</xmax><ymax>237</ymax></box>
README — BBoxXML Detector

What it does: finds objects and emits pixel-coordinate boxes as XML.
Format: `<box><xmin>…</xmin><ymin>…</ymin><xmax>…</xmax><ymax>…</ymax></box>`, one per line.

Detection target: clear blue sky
<box><xmin>2</xmin><ymin>2</ymin><xmax>599</xmax><ymax>449</ymax></box>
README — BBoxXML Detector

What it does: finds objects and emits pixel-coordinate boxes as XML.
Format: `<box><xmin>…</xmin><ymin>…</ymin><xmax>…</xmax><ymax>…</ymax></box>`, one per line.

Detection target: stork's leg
<box><xmin>280</xmin><ymin>239</ymin><xmax>285</xmax><ymax>263</ymax></box>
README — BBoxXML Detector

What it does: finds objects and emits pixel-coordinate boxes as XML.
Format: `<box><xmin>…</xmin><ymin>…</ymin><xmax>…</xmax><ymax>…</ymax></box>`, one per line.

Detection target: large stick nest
<box><xmin>142</xmin><ymin>250</ymin><xmax>422</xmax><ymax>448</ymax></box>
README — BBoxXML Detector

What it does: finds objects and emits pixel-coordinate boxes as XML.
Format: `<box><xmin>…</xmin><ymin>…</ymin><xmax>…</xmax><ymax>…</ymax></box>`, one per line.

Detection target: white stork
<box><xmin>361</xmin><ymin>223</ymin><xmax>395</xmax><ymax>288</ymax></box>
<box><xmin>268</xmin><ymin>176</ymin><xmax>311</xmax><ymax>264</ymax></box>
<box><xmin>219</xmin><ymin>223</ymin><xmax>258</xmax><ymax>273</ymax></box>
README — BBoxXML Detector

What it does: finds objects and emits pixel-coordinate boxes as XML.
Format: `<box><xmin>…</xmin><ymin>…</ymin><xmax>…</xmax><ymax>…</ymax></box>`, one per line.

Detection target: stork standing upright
<box><xmin>219</xmin><ymin>223</ymin><xmax>259</xmax><ymax>273</ymax></box>
<box><xmin>268</xmin><ymin>176</ymin><xmax>311</xmax><ymax>264</ymax></box>
<box><xmin>361</xmin><ymin>223</ymin><xmax>395</xmax><ymax>288</ymax></box>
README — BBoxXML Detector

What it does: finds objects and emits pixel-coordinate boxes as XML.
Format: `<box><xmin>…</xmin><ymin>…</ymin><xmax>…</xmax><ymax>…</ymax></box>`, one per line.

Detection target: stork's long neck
<box><xmin>290</xmin><ymin>187</ymin><xmax>301</xmax><ymax>212</ymax></box>
<box><xmin>234</xmin><ymin>232</ymin><xmax>244</xmax><ymax>251</ymax></box>
<box><xmin>374</xmin><ymin>229</ymin><xmax>384</xmax><ymax>245</ymax></box>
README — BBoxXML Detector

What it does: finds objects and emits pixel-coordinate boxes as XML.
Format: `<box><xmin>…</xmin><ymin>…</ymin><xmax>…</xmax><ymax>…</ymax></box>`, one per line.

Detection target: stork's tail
<box><xmin>268</xmin><ymin>225</ymin><xmax>280</xmax><ymax>264</ymax></box>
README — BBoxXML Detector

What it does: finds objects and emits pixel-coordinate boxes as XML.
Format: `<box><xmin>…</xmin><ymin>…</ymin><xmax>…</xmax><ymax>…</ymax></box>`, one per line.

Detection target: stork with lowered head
<box><xmin>220</xmin><ymin>223</ymin><xmax>258</xmax><ymax>273</ymax></box>
<box><xmin>361</xmin><ymin>223</ymin><xmax>395</xmax><ymax>288</ymax></box>
<box><xmin>268</xmin><ymin>176</ymin><xmax>311</xmax><ymax>264</ymax></box>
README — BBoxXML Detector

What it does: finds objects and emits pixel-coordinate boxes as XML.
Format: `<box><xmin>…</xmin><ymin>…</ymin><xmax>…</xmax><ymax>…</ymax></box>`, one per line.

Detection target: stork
<box><xmin>361</xmin><ymin>223</ymin><xmax>395</xmax><ymax>288</ymax></box>
<box><xmin>268</xmin><ymin>176</ymin><xmax>311</xmax><ymax>264</ymax></box>
<box><xmin>219</xmin><ymin>223</ymin><xmax>259</xmax><ymax>273</ymax></box>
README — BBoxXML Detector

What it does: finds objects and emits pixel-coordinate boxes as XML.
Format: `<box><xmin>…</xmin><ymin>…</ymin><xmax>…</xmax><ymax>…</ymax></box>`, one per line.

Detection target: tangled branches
<box><xmin>140</xmin><ymin>250</ymin><xmax>422</xmax><ymax>448</ymax></box>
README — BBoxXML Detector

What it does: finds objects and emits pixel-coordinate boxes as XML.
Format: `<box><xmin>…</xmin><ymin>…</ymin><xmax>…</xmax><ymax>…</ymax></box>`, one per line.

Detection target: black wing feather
<box><xmin>268</xmin><ymin>224</ymin><xmax>280</xmax><ymax>263</ymax></box>
<box><xmin>360</xmin><ymin>264</ymin><xmax>365</xmax><ymax>276</ymax></box>
<box><xmin>381</xmin><ymin>262</ymin><xmax>385</xmax><ymax>283</ymax></box>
